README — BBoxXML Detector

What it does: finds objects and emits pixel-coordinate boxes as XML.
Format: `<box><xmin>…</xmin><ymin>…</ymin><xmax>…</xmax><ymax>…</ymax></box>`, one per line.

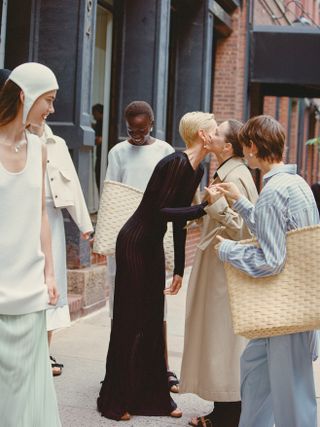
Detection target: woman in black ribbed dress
<box><xmin>97</xmin><ymin>112</ymin><xmax>217</xmax><ymax>421</ymax></box>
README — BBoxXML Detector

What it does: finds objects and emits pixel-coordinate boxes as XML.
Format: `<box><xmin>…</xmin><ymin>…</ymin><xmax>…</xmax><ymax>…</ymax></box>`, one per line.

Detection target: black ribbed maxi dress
<box><xmin>97</xmin><ymin>151</ymin><xmax>207</xmax><ymax>420</ymax></box>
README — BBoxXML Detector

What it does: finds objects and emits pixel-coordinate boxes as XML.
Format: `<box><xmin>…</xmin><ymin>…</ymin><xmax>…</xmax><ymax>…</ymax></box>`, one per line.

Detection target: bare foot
<box><xmin>120</xmin><ymin>412</ymin><xmax>131</xmax><ymax>421</ymax></box>
<box><xmin>170</xmin><ymin>384</ymin><xmax>179</xmax><ymax>393</ymax></box>
<box><xmin>170</xmin><ymin>408</ymin><xmax>182</xmax><ymax>418</ymax></box>
<box><xmin>189</xmin><ymin>416</ymin><xmax>199</xmax><ymax>426</ymax></box>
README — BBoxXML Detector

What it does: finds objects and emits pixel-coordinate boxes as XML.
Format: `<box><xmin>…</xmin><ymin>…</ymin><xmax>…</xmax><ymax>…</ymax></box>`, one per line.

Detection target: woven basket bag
<box><xmin>224</xmin><ymin>224</ymin><xmax>320</xmax><ymax>339</ymax></box>
<box><xmin>93</xmin><ymin>180</ymin><xmax>174</xmax><ymax>271</ymax></box>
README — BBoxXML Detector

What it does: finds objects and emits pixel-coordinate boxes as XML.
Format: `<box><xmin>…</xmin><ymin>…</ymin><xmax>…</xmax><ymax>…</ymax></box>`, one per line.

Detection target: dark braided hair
<box><xmin>124</xmin><ymin>101</ymin><xmax>154</xmax><ymax>122</ymax></box>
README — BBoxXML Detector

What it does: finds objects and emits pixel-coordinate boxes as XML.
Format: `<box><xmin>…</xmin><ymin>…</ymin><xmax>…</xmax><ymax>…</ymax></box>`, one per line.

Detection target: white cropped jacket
<box><xmin>44</xmin><ymin>125</ymin><xmax>93</xmax><ymax>234</ymax></box>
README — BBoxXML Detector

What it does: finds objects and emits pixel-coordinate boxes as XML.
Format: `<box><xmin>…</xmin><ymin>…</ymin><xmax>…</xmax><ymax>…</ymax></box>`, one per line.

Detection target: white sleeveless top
<box><xmin>0</xmin><ymin>134</ymin><xmax>48</xmax><ymax>315</ymax></box>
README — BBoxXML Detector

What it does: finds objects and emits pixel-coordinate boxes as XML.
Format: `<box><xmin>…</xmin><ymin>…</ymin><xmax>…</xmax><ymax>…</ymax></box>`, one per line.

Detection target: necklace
<box><xmin>0</xmin><ymin>134</ymin><xmax>28</xmax><ymax>153</ymax></box>
<box><xmin>13</xmin><ymin>140</ymin><xmax>27</xmax><ymax>153</ymax></box>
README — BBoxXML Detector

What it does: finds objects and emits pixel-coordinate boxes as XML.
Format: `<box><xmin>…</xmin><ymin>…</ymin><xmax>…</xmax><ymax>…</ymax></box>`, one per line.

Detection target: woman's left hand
<box><xmin>214</xmin><ymin>182</ymin><xmax>241</xmax><ymax>202</ymax></box>
<box><xmin>46</xmin><ymin>276</ymin><xmax>60</xmax><ymax>305</ymax></box>
<box><xmin>204</xmin><ymin>185</ymin><xmax>223</xmax><ymax>205</ymax></box>
<box><xmin>164</xmin><ymin>274</ymin><xmax>183</xmax><ymax>295</ymax></box>
<box><xmin>81</xmin><ymin>231</ymin><xmax>92</xmax><ymax>240</ymax></box>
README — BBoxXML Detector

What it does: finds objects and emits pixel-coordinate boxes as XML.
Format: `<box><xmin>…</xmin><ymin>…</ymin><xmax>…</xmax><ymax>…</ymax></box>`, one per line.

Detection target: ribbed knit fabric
<box><xmin>98</xmin><ymin>151</ymin><xmax>206</xmax><ymax>420</ymax></box>
<box><xmin>0</xmin><ymin>311</ymin><xmax>61</xmax><ymax>426</ymax></box>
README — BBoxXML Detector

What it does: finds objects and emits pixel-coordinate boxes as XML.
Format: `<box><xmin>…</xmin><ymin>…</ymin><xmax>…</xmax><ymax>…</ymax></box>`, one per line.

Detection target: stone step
<box><xmin>67</xmin><ymin>293</ymin><xmax>83</xmax><ymax>321</ymax></box>
<box><xmin>67</xmin><ymin>264</ymin><xmax>108</xmax><ymax>321</ymax></box>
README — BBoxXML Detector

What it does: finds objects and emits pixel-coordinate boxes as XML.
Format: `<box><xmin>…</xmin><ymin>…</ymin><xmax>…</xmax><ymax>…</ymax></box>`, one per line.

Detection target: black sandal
<box><xmin>167</xmin><ymin>370</ymin><xmax>179</xmax><ymax>393</ymax></box>
<box><xmin>50</xmin><ymin>355</ymin><xmax>64</xmax><ymax>377</ymax></box>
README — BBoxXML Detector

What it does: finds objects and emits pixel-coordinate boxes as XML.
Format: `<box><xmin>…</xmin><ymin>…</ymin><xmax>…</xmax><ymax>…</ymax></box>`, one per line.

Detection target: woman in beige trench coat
<box><xmin>180</xmin><ymin>120</ymin><xmax>258</xmax><ymax>427</ymax></box>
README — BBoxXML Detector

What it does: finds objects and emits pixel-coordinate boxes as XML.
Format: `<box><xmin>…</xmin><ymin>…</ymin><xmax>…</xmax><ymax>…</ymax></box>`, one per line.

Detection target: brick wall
<box><xmin>287</xmin><ymin>100</ymin><xmax>299</xmax><ymax>164</ymax></box>
<box><xmin>212</xmin><ymin>5</ymin><xmax>247</xmax><ymax>122</ymax></box>
<box><xmin>163</xmin><ymin>0</ymin><xmax>319</xmax><ymax>269</ymax></box>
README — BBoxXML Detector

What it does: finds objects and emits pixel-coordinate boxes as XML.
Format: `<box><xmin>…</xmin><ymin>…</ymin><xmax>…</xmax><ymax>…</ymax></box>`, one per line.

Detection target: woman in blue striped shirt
<box><xmin>207</xmin><ymin>115</ymin><xmax>319</xmax><ymax>427</ymax></box>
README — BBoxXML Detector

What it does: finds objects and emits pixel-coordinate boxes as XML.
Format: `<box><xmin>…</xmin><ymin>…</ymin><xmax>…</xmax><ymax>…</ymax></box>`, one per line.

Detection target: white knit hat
<box><xmin>9</xmin><ymin>62</ymin><xmax>59</xmax><ymax>124</ymax></box>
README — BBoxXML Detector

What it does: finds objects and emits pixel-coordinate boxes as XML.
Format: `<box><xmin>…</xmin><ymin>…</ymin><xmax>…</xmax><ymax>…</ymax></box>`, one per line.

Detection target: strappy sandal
<box><xmin>189</xmin><ymin>412</ymin><xmax>214</xmax><ymax>427</ymax></box>
<box><xmin>50</xmin><ymin>355</ymin><xmax>64</xmax><ymax>377</ymax></box>
<box><xmin>167</xmin><ymin>370</ymin><xmax>179</xmax><ymax>393</ymax></box>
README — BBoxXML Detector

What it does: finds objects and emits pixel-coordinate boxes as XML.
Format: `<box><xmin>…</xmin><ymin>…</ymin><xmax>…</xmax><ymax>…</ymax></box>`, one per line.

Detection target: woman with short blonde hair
<box><xmin>179</xmin><ymin>111</ymin><xmax>215</xmax><ymax>148</ymax></box>
<box><xmin>98</xmin><ymin>111</ymin><xmax>218</xmax><ymax>421</ymax></box>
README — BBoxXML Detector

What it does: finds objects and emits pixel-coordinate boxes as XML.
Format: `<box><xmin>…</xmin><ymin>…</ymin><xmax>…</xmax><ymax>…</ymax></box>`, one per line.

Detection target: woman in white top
<box><xmin>104</xmin><ymin>101</ymin><xmax>179</xmax><ymax>391</ymax></box>
<box><xmin>0</xmin><ymin>62</ymin><xmax>61</xmax><ymax>426</ymax></box>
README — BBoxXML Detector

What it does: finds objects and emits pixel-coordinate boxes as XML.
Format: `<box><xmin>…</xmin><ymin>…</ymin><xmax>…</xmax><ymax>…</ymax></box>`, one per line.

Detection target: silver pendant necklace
<box><xmin>0</xmin><ymin>133</ymin><xmax>27</xmax><ymax>153</ymax></box>
<box><xmin>14</xmin><ymin>140</ymin><xmax>27</xmax><ymax>153</ymax></box>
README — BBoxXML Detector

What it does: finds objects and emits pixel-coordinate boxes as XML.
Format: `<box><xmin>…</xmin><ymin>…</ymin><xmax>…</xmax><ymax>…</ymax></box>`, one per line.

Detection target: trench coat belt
<box><xmin>197</xmin><ymin>225</ymin><xmax>226</xmax><ymax>251</ymax></box>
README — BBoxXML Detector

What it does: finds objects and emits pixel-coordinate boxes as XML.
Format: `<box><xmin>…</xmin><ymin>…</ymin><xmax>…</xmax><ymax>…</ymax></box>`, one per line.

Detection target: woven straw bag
<box><xmin>224</xmin><ymin>224</ymin><xmax>320</xmax><ymax>339</ymax></box>
<box><xmin>93</xmin><ymin>180</ymin><xmax>174</xmax><ymax>271</ymax></box>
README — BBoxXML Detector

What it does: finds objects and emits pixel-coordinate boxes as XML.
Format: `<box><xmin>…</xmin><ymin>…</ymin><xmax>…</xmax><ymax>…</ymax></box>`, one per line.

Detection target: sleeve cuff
<box><xmin>233</xmin><ymin>195</ymin><xmax>253</xmax><ymax>215</ymax></box>
<box><xmin>174</xmin><ymin>269</ymin><xmax>184</xmax><ymax>277</ymax></box>
<box><xmin>218</xmin><ymin>239</ymin><xmax>236</xmax><ymax>262</ymax></box>
<box><xmin>204</xmin><ymin>197</ymin><xmax>228</xmax><ymax>217</ymax></box>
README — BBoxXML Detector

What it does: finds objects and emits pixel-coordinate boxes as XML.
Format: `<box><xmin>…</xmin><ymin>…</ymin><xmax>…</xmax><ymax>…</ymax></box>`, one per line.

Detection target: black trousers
<box><xmin>212</xmin><ymin>401</ymin><xmax>241</xmax><ymax>427</ymax></box>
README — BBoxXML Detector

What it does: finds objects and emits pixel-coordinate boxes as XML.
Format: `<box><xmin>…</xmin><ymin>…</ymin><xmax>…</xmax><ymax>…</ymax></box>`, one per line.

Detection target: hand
<box><xmin>46</xmin><ymin>276</ymin><xmax>60</xmax><ymax>305</ymax></box>
<box><xmin>214</xmin><ymin>182</ymin><xmax>241</xmax><ymax>202</ymax></box>
<box><xmin>164</xmin><ymin>274</ymin><xmax>183</xmax><ymax>296</ymax></box>
<box><xmin>204</xmin><ymin>184</ymin><xmax>223</xmax><ymax>204</ymax></box>
<box><xmin>82</xmin><ymin>232</ymin><xmax>95</xmax><ymax>251</ymax></box>
<box><xmin>81</xmin><ymin>231</ymin><xmax>92</xmax><ymax>240</ymax></box>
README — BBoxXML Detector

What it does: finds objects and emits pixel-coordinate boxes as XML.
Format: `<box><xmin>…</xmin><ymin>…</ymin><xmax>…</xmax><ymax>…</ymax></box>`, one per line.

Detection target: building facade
<box><xmin>1</xmin><ymin>0</ymin><xmax>320</xmax><ymax>314</ymax></box>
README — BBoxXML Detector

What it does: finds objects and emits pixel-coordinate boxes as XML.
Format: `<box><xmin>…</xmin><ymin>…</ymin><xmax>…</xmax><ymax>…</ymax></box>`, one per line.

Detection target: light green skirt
<box><xmin>0</xmin><ymin>311</ymin><xmax>61</xmax><ymax>427</ymax></box>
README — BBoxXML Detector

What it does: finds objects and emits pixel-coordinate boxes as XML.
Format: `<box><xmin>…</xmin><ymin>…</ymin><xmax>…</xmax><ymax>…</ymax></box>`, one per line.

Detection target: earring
<box><xmin>249</xmin><ymin>153</ymin><xmax>253</xmax><ymax>158</ymax></box>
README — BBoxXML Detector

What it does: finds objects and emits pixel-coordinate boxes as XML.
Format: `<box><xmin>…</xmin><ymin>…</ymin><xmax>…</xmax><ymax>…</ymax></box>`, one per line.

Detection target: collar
<box><xmin>44</xmin><ymin>124</ymin><xmax>56</xmax><ymax>144</ymax></box>
<box><xmin>263</xmin><ymin>164</ymin><xmax>297</xmax><ymax>184</ymax></box>
<box><xmin>214</xmin><ymin>157</ymin><xmax>245</xmax><ymax>182</ymax></box>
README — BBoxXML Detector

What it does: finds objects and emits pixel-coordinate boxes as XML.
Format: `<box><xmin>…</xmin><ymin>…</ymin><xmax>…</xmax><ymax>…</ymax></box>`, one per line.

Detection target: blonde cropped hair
<box><xmin>179</xmin><ymin>111</ymin><xmax>216</xmax><ymax>147</ymax></box>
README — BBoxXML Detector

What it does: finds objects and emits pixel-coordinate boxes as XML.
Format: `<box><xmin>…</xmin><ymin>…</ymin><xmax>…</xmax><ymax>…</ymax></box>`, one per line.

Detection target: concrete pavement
<box><xmin>52</xmin><ymin>269</ymin><xmax>320</xmax><ymax>426</ymax></box>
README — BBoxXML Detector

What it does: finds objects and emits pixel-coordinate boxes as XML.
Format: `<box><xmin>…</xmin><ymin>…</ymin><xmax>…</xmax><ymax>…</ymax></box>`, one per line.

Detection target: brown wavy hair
<box><xmin>0</xmin><ymin>80</ymin><xmax>22</xmax><ymax>127</ymax></box>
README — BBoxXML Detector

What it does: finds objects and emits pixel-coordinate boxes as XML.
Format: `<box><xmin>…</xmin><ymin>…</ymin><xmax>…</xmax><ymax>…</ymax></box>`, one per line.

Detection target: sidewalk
<box><xmin>52</xmin><ymin>269</ymin><xmax>320</xmax><ymax>426</ymax></box>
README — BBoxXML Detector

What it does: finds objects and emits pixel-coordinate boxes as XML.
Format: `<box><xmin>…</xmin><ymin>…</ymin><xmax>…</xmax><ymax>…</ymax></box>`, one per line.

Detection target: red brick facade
<box><xmin>185</xmin><ymin>0</ymin><xmax>320</xmax><ymax>266</ymax></box>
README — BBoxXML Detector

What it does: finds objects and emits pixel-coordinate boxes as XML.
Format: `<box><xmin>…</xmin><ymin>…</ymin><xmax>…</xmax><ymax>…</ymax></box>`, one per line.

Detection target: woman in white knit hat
<box><xmin>0</xmin><ymin>62</ymin><xmax>61</xmax><ymax>426</ymax></box>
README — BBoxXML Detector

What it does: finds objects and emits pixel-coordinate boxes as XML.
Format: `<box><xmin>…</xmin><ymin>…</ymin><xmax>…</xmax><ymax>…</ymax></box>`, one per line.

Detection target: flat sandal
<box><xmin>189</xmin><ymin>415</ymin><xmax>214</xmax><ymax>427</ymax></box>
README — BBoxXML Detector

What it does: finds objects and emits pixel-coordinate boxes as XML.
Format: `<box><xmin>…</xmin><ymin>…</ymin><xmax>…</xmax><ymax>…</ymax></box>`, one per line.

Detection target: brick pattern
<box><xmin>184</xmin><ymin>0</ymin><xmax>320</xmax><ymax>272</ymax></box>
<box><xmin>212</xmin><ymin>0</ymin><xmax>320</xmax><ymax>184</ymax></box>
<box><xmin>213</xmin><ymin>5</ymin><xmax>247</xmax><ymax>123</ymax></box>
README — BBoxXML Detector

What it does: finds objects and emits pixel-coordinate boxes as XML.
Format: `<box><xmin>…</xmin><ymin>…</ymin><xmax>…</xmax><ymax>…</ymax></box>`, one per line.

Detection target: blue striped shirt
<box><xmin>218</xmin><ymin>164</ymin><xmax>319</xmax><ymax>358</ymax></box>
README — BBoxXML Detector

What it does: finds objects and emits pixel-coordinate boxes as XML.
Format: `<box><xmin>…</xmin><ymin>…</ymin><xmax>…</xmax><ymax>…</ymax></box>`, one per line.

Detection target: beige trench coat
<box><xmin>179</xmin><ymin>157</ymin><xmax>258</xmax><ymax>402</ymax></box>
